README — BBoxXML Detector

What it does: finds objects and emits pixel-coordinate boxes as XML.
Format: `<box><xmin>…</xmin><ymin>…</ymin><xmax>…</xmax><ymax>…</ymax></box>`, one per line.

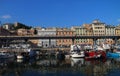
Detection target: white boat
<box><xmin>17</xmin><ymin>54</ymin><xmax>24</xmax><ymax>59</ymax></box>
<box><xmin>94</xmin><ymin>45</ymin><xmax>104</xmax><ymax>51</ymax></box>
<box><xmin>70</xmin><ymin>45</ymin><xmax>84</xmax><ymax>58</ymax></box>
<box><xmin>116</xmin><ymin>51</ymin><xmax>120</xmax><ymax>55</ymax></box>
<box><xmin>113</xmin><ymin>49</ymin><xmax>120</xmax><ymax>56</ymax></box>
<box><xmin>102</xmin><ymin>43</ymin><xmax>110</xmax><ymax>50</ymax></box>
<box><xmin>0</xmin><ymin>51</ymin><xmax>15</xmax><ymax>59</ymax></box>
<box><xmin>70</xmin><ymin>51</ymin><xmax>84</xmax><ymax>58</ymax></box>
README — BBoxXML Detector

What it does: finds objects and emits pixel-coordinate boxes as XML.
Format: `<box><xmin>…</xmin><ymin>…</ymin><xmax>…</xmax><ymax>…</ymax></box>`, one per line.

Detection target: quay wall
<box><xmin>0</xmin><ymin>47</ymin><xmax>70</xmax><ymax>52</ymax></box>
<box><xmin>39</xmin><ymin>47</ymin><xmax>70</xmax><ymax>52</ymax></box>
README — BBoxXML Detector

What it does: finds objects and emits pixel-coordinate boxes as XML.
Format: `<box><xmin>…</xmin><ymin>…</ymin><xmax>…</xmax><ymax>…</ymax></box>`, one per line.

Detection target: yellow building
<box><xmin>83</xmin><ymin>24</ymin><xmax>93</xmax><ymax>36</ymax></box>
<box><xmin>91</xmin><ymin>19</ymin><xmax>105</xmax><ymax>36</ymax></box>
<box><xmin>71</xmin><ymin>26</ymin><xmax>93</xmax><ymax>45</ymax></box>
<box><xmin>105</xmin><ymin>25</ymin><xmax>115</xmax><ymax>44</ymax></box>
<box><xmin>72</xmin><ymin>20</ymin><xmax>117</xmax><ymax>45</ymax></box>
<box><xmin>115</xmin><ymin>25</ymin><xmax>120</xmax><ymax>36</ymax></box>
<box><xmin>83</xmin><ymin>24</ymin><xmax>93</xmax><ymax>45</ymax></box>
<box><xmin>17</xmin><ymin>28</ymin><xmax>34</xmax><ymax>36</ymax></box>
<box><xmin>56</xmin><ymin>28</ymin><xmax>74</xmax><ymax>47</ymax></box>
<box><xmin>115</xmin><ymin>25</ymin><xmax>120</xmax><ymax>44</ymax></box>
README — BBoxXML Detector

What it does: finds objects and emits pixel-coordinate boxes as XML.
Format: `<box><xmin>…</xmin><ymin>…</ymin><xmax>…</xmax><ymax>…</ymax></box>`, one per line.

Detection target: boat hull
<box><xmin>85</xmin><ymin>51</ymin><xmax>106</xmax><ymax>60</ymax></box>
<box><xmin>71</xmin><ymin>51</ymin><xmax>84</xmax><ymax>58</ymax></box>
<box><xmin>107</xmin><ymin>52</ymin><xmax>120</xmax><ymax>58</ymax></box>
<box><xmin>17</xmin><ymin>55</ymin><xmax>24</xmax><ymax>59</ymax></box>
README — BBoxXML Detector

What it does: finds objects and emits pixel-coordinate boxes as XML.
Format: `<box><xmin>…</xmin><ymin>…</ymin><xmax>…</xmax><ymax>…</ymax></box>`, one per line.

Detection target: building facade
<box><xmin>115</xmin><ymin>25</ymin><xmax>120</xmax><ymax>36</ymax></box>
<box><xmin>91</xmin><ymin>20</ymin><xmax>105</xmax><ymax>36</ymax></box>
<box><xmin>56</xmin><ymin>28</ymin><xmax>74</xmax><ymax>47</ymax></box>
<box><xmin>91</xmin><ymin>20</ymin><xmax>105</xmax><ymax>45</ymax></box>
<box><xmin>37</xmin><ymin>28</ymin><xmax>56</xmax><ymax>47</ymax></box>
<box><xmin>115</xmin><ymin>25</ymin><xmax>120</xmax><ymax>44</ymax></box>
<box><xmin>71</xmin><ymin>26</ymin><xmax>93</xmax><ymax>45</ymax></box>
<box><xmin>71</xmin><ymin>20</ymin><xmax>117</xmax><ymax>45</ymax></box>
<box><xmin>17</xmin><ymin>28</ymin><xmax>34</xmax><ymax>36</ymax></box>
<box><xmin>105</xmin><ymin>25</ymin><xmax>115</xmax><ymax>44</ymax></box>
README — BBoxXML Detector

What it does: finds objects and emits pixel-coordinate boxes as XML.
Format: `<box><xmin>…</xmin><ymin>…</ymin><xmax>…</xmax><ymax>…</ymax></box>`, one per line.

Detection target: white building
<box><xmin>105</xmin><ymin>25</ymin><xmax>115</xmax><ymax>44</ymax></box>
<box><xmin>91</xmin><ymin>19</ymin><xmax>106</xmax><ymax>44</ymax></box>
<box><xmin>37</xmin><ymin>28</ymin><xmax>56</xmax><ymax>47</ymax></box>
<box><xmin>2</xmin><ymin>23</ymin><xmax>14</xmax><ymax>30</ymax></box>
<box><xmin>91</xmin><ymin>19</ymin><xmax>105</xmax><ymax>36</ymax></box>
<box><xmin>105</xmin><ymin>25</ymin><xmax>115</xmax><ymax>36</ymax></box>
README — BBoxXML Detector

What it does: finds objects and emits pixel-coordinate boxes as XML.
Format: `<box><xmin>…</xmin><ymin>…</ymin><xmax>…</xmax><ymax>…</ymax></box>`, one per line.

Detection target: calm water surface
<box><xmin>1</xmin><ymin>56</ymin><xmax>120</xmax><ymax>76</ymax></box>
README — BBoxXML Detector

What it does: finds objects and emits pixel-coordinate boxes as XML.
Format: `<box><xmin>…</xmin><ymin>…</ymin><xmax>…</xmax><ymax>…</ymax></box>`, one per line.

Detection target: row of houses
<box><xmin>1</xmin><ymin>19</ymin><xmax>120</xmax><ymax>47</ymax></box>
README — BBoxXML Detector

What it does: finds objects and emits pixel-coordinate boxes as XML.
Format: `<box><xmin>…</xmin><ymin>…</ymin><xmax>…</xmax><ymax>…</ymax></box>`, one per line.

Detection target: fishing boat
<box><xmin>107</xmin><ymin>52</ymin><xmax>120</xmax><ymax>58</ymax></box>
<box><xmin>85</xmin><ymin>50</ymin><xmax>106</xmax><ymax>60</ymax></box>
<box><xmin>102</xmin><ymin>43</ymin><xmax>111</xmax><ymax>53</ymax></box>
<box><xmin>85</xmin><ymin>45</ymin><xmax>106</xmax><ymax>60</ymax></box>
<box><xmin>70</xmin><ymin>45</ymin><xmax>84</xmax><ymax>58</ymax></box>
<box><xmin>0</xmin><ymin>51</ymin><xmax>15</xmax><ymax>59</ymax></box>
<box><xmin>17</xmin><ymin>54</ymin><xmax>24</xmax><ymax>59</ymax></box>
<box><xmin>70</xmin><ymin>51</ymin><xmax>84</xmax><ymax>58</ymax></box>
<box><xmin>107</xmin><ymin>49</ymin><xmax>120</xmax><ymax>58</ymax></box>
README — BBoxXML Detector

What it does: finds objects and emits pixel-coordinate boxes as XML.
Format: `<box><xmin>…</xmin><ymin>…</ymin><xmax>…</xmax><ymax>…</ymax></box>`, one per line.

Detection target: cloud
<box><xmin>1</xmin><ymin>15</ymin><xmax>11</xmax><ymax>19</ymax></box>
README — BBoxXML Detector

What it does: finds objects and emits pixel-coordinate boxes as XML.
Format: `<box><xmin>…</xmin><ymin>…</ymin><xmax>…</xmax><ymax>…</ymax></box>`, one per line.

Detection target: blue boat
<box><xmin>107</xmin><ymin>52</ymin><xmax>120</xmax><ymax>58</ymax></box>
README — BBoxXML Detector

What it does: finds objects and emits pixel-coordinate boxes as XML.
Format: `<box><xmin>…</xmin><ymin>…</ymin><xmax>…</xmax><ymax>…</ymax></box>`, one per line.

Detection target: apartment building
<box><xmin>2</xmin><ymin>23</ymin><xmax>14</xmax><ymax>30</ymax></box>
<box><xmin>83</xmin><ymin>24</ymin><xmax>93</xmax><ymax>36</ymax></box>
<box><xmin>71</xmin><ymin>20</ymin><xmax>117</xmax><ymax>45</ymax></box>
<box><xmin>105</xmin><ymin>25</ymin><xmax>115</xmax><ymax>44</ymax></box>
<box><xmin>56</xmin><ymin>28</ymin><xmax>74</xmax><ymax>47</ymax></box>
<box><xmin>115</xmin><ymin>25</ymin><xmax>120</xmax><ymax>44</ymax></box>
<box><xmin>71</xmin><ymin>26</ymin><xmax>93</xmax><ymax>45</ymax></box>
<box><xmin>90</xmin><ymin>20</ymin><xmax>105</xmax><ymax>44</ymax></box>
<box><xmin>115</xmin><ymin>25</ymin><xmax>120</xmax><ymax>36</ymax></box>
<box><xmin>17</xmin><ymin>28</ymin><xmax>34</xmax><ymax>36</ymax></box>
<box><xmin>91</xmin><ymin>19</ymin><xmax>105</xmax><ymax>36</ymax></box>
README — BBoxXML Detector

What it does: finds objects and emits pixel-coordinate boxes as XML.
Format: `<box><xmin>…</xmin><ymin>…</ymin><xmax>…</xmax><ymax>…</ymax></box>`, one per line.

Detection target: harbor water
<box><xmin>0</xmin><ymin>54</ymin><xmax>120</xmax><ymax>76</ymax></box>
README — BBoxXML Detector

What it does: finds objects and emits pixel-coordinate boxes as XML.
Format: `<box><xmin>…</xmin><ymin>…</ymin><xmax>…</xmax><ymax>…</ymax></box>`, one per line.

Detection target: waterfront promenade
<box><xmin>0</xmin><ymin>47</ymin><xmax>70</xmax><ymax>52</ymax></box>
<box><xmin>0</xmin><ymin>47</ymin><xmax>70</xmax><ymax>57</ymax></box>
<box><xmin>0</xmin><ymin>35</ymin><xmax>120</xmax><ymax>47</ymax></box>
<box><xmin>0</xmin><ymin>35</ymin><xmax>120</xmax><ymax>40</ymax></box>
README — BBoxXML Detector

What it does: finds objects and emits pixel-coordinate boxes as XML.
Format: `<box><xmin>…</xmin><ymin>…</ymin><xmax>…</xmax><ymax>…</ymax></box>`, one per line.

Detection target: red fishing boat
<box><xmin>84</xmin><ymin>50</ymin><xmax>106</xmax><ymax>60</ymax></box>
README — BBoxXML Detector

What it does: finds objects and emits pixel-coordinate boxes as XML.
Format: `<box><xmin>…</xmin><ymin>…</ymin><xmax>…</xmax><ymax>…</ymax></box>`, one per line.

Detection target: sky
<box><xmin>0</xmin><ymin>0</ymin><xmax>120</xmax><ymax>27</ymax></box>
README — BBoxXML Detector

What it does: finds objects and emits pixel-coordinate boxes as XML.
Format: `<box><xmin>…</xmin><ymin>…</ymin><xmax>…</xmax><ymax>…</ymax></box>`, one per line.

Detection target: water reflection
<box><xmin>71</xmin><ymin>58</ymin><xmax>84</xmax><ymax>67</ymax></box>
<box><xmin>0</xmin><ymin>56</ymin><xmax>120</xmax><ymax>76</ymax></box>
